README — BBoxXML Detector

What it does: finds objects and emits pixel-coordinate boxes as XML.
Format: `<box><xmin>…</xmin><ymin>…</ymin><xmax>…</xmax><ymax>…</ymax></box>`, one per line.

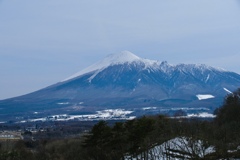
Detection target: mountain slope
<box><xmin>1</xmin><ymin>51</ymin><xmax>240</xmax><ymax>121</ymax></box>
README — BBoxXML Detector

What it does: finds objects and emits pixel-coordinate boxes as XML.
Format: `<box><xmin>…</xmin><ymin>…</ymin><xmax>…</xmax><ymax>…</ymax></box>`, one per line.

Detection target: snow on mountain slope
<box><xmin>63</xmin><ymin>51</ymin><xmax>159</xmax><ymax>82</ymax></box>
<box><xmin>63</xmin><ymin>51</ymin><xmax>227</xmax><ymax>83</ymax></box>
<box><xmin>1</xmin><ymin>51</ymin><xmax>240</xmax><ymax>121</ymax></box>
<box><xmin>196</xmin><ymin>94</ymin><xmax>215</xmax><ymax>100</ymax></box>
<box><xmin>224</xmin><ymin>88</ymin><xmax>232</xmax><ymax>94</ymax></box>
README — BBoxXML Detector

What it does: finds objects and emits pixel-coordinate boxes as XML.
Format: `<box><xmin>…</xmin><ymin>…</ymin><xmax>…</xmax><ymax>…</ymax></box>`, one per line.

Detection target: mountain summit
<box><xmin>1</xmin><ymin>51</ymin><xmax>240</xmax><ymax>121</ymax></box>
<box><xmin>63</xmin><ymin>51</ymin><xmax>157</xmax><ymax>82</ymax></box>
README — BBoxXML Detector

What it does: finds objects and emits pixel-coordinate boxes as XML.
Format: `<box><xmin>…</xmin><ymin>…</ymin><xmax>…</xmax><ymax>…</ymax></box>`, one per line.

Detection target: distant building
<box><xmin>0</xmin><ymin>131</ymin><xmax>23</xmax><ymax>140</ymax></box>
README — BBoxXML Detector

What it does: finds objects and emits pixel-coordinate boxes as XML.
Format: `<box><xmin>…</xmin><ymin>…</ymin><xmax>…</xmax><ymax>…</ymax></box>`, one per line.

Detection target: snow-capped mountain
<box><xmin>1</xmin><ymin>51</ymin><xmax>240</xmax><ymax>121</ymax></box>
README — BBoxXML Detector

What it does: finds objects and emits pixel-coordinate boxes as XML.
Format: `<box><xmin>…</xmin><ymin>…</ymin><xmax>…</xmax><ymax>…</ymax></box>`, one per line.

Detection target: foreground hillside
<box><xmin>1</xmin><ymin>89</ymin><xmax>240</xmax><ymax>159</ymax></box>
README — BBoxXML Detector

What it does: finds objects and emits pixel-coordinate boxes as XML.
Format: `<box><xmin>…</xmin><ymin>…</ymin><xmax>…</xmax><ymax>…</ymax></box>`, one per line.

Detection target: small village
<box><xmin>0</xmin><ymin>120</ymin><xmax>105</xmax><ymax>143</ymax></box>
<box><xmin>0</xmin><ymin>131</ymin><xmax>23</xmax><ymax>141</ymax></box>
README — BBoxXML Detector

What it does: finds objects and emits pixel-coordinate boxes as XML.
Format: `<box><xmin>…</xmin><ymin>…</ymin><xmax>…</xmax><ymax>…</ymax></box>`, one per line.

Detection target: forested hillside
<box><xmin>1</xmin><ymin>89</ymin><xmax>240</xmax><ymax>160</ymax></box>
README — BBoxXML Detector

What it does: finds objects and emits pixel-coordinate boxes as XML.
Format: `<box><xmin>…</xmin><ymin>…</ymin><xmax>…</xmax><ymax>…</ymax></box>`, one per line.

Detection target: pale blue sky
<box><xmin>0</xmin><ymin>0</ymin><xmax>240</xmax><ymax>100</ymax></box>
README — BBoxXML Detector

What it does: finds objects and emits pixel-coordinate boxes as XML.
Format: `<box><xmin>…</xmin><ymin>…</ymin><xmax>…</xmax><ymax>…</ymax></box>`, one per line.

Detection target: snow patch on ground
<box><xmin>186</xmin><ymin>112</ymin><xmax>216</xmax><ymax>118</ymax></box>
<box><xmin>57</xmin><ymin>102</ymin><xmax>69</xmax><ymax>105</ymax></box>
<box><xmin>173</xmin><ymin>112</ymin><xmax>215</xmax><ymax>119</ymax></box>
<box><xmin>142</xmin><ymin>107</ymin><xmax>157</xmax><ymax>110</ymax></box>
<box><xmin>196</xmin><ymin>94</ymin><xmax>215</xmax><ymax>100</ymax></box>
<box><xmin>125</xmin><ymin>137</ymin><xmax>215</xmax><ymax>160</ymax></box>
<box><xmin>158</xmin><ymin>107</ymin><xmax>210</xmax><ymax>112</ymax></box>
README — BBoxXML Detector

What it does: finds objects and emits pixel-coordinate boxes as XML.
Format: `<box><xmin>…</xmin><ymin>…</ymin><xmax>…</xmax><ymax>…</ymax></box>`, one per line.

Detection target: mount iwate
<box><xmin>1</xmin><ymin>51</ymin><xmax>240</xmax><ymax>121</ymax></box>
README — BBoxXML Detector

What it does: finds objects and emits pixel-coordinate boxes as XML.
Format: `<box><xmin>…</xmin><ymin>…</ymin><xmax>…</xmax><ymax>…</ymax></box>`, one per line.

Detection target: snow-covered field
<box><xmin>185</xmin><ymin>112</ymin><xmax>215</xmax><ymax>118</ymax></box>
<box><xmin>141</xmin><ymin>107</ymin><xmax>215</xmax><ymax>118</ymax></box>
<box><xmin>20</xmin><ymin>109</ymin><xmax>135</xmax><ymax>123</ymax></box>
<box><xmin>15</xmin><ymin>106</ymin><xmax>216</xmax><ymax>123</ymax></box>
